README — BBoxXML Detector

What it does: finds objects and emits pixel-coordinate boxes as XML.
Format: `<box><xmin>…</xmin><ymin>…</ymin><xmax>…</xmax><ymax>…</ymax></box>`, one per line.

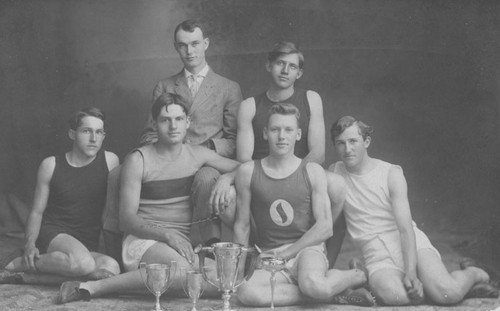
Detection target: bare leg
<box><xmin>237</xmin><ymin>249</ymin><xmax>368</xmax><ymax>307</ymax></box>
<box><xmin>7</xmin><ymin>234</ymin><xmax>104</xmax><ymax>277</ymax></box>
<box><xmin>369</xmin><ymin>268</ymin><xmax>411</xmax><ymax>306</ymax></box>
<box><xmin>87</xmin><ymin>252</ymin><xmax>121</xmax><ymax>278</ymax></box>
<box><xmin>80</xmin><ymin>241</ymin><xmax>218</xmax><ymax>297</ymax></box>
<box><xmin>237</xmin><ymin>269</ymin><xmax>306</xmax><ymax>307</ymax></box>
<box><xmin>297</xmin><ymin>250</ymin><xmax>366</xmax><ymax>300</ymax></box>
<box><xmin>417</xmin><ymin>248</ymin><xmax>490</xmax><ymax>305</ymax></box>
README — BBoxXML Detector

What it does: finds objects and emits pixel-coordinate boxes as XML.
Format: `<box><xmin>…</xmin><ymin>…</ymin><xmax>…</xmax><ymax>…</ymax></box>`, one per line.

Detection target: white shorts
<box><xmin>361</xmin><ymin>227</ymin><xmax>441</xmax><ymax>278</ymax></box>
<box><xmin>261</xmin><ymin>243</ymin><xmax>329</xmax><ymax>284</ymax></box>
<box><xmin>122</xmin><ymin>234</ymin><xmax>158</xmax><ymax>272</ymax></box>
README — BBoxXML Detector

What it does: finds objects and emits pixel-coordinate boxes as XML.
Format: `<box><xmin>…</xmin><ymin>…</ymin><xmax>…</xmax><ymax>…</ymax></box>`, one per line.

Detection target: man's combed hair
<box><xmin>268</xmin><ymin>41</ymin><xmax>304</xmax><ymax>69</ymax></box>
<box><xmin>152</xmin><ymin>93</ymin><xmax>189</xmax><ymax>120</ymax></box>
<box><xmin>267</xmin><ymin>103</ymin><xmax>301</xmax><ymax>126</ymax></box>
<box><xmin>331</xmin><ymin>116</ymin><xmax>373</xmax><ymax>140</ymax></box>
<box><xmin>174</xmin><ymin>19</ymin><xmax>208</xmax><ymax>40</ymax></box>
<box><xmin>69</xmin><ymin>107</ymin><xmax>105</xmax><ymax>130</ymax></box>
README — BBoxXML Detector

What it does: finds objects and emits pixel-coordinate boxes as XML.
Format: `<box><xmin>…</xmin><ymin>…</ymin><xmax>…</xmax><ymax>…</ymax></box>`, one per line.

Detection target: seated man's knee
<box><xmin>98</xmin><ymin>256</ymin><xmax>121</xmax><ymax>275</ymax></box>
<box><xmin>299</xmin><ymin>273</ymin><xmax>331</xmax><ymax>299</ymax></box>
<box><xmin>371</xmin><ymin>279</ymin><xmax>409</xmax><ymax>306</ymax></box>
<box><xmin>68</xmin><ymin>253</ymin><xmax>96</xmax><ymax>276</ymax></box>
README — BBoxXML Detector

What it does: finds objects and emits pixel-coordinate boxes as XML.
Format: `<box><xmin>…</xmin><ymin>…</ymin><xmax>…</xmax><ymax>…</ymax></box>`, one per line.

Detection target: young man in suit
<box><xmin>102</xmin><ymin>20</ymin><xmax>243</xmax><ymax>257</ymax></box>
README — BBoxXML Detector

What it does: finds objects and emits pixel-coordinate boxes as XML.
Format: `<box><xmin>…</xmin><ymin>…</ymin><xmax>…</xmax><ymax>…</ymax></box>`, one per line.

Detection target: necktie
<box><xmin>189</xmin><ymin>75</ymin><xmax>200</xmax><ymax>96</ymax></box>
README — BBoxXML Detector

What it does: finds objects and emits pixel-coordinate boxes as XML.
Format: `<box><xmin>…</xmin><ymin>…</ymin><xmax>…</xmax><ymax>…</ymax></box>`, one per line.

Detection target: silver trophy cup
<box><xmin>260</xmin><ymin>256</ymin><xmax>287</xmax><ymax>309</ymax></box>
<box><xmin>195</xmin><ymin>242</ymin><xmax>258</xmax><ymax>311</ymax></box>
<box><xmin>182</xmin><ymin>269</ymin><xmax>205</xmax><ymax>311</ymax></box>
<box><xmin>139</xmin><ymin>262</ymin><xmax>176</xmax><ymax>311</ymax></box>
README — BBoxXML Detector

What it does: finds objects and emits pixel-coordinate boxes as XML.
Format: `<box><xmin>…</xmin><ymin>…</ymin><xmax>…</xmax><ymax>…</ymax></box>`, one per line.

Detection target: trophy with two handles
<box><xmin>195</xmin><ymin>242</ymin><xmax>259</xmax><ymax>311</ymax></box>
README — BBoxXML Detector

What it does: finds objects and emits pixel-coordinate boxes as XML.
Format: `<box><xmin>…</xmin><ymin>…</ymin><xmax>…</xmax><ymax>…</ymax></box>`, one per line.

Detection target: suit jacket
<box><xmin>141</xmin><ymin>68</ymin><xmax>242</xmax><ymax>158</ymax></box>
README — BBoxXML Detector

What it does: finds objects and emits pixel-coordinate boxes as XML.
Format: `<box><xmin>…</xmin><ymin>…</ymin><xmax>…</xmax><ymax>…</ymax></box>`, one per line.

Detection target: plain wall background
<box><xmin>1</xmin><ymin>0</ymin><xmax>499</xmax><ymax>234</ymax></box>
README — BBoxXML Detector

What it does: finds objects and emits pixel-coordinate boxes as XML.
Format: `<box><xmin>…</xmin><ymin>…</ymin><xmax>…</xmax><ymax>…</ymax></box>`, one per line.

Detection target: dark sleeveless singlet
<box><xmin>36</xmin><ymin>150</ymin><xmax>108</xmax><ymax>252</ymax></box>
<box><xmin>250</xmin><ymin>159</ymin><xmax>314</xmax><ymax>250</ymax></box>
<box><xmin>252</xmin><ymin>88</ymin><xmax>311</xmax><ymax>160</ymax></box>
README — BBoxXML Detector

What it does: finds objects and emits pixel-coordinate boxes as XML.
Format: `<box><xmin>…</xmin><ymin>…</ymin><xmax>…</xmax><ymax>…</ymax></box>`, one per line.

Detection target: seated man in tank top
<box><xmin>4</xmin><ymin>107</ymin><xmax>120</xmax><ymax>280</ymax></box>
<box><xmin>235</xmin><ymin>41</ymin><xmax>346</xmax><ymax>268</ymax></box>
<box><xmin>55</xmin><ymin>93</ymin><xmax>240</xmax><ymax>304</ymax></box>
<box><xmin>233</xmin><ymin>103</ymin><xmax>374</xmax><ymax>307</ymax></box>
<box><xmin>329</xmin><ymin>116</ymin><xmax>499</xmax><ymax>306</ymax></box>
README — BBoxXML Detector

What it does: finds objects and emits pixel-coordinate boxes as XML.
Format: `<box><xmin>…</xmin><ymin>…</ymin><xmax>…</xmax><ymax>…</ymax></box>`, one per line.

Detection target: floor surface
<box><xmin>1</xmin><ymin>232</ymin><xmax>499</xmax><ymax>311</ymax></box>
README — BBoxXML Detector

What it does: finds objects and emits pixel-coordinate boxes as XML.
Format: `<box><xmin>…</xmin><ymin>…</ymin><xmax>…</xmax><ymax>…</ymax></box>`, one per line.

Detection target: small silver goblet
<box><xmin>260</xmin><ymin>256</ymin><xmax>287</xmax><ymax>309</ymax></box>
<box><xmin>182</xmin><ymin>269</ymin><xmax>205</xmax><ymax>311</ymax></box>
<box><xmin>139</xmin><ymin>262</ymin><xmax>176</xmax><ymax>311</ymax></box>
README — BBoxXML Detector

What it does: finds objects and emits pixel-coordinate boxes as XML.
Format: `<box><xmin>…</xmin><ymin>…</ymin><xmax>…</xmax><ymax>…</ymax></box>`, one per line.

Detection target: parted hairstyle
<box><xmin>268</xmin><ymin>41</ymin><xmax>304</xmax><ymax>69</ymax></box>
<box><xmin>68</xmin><ymin>107</ymin><xmax>105</xmax><ymax>130</ymax></box>
<box><xmin>152</xmin><ymin>93</ymin><xmax>189</xmax><ymax>120</ymax></box>
<box><xmin>330</xmin><ymin>116</ymin><xmax>373</xmax><ymax>141</ymax></box>
<box><xmin>174</xmin><ymin>19</ymin><xmax>208</xmax><ymax>40</ymax></box>
<box><xmin>266</xmin><ymin>103</ymin><xmax>301</xmax><ymax>127</ymax></box>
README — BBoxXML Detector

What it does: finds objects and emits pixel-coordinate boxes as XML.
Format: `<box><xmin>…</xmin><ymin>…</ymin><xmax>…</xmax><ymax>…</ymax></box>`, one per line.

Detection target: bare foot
<box><xmin>459</xmin><ymin>258</ymin><xmax>490</xmax><ymax>283</ymax></box>
<box><xmin>467</xmin><ymin>267</ymin><xmax>490</xmax><ymax>284</ymax></box>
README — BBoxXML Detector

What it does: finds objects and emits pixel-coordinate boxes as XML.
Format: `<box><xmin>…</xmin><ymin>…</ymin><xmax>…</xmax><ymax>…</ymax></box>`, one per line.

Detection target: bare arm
<box><xmin>303</xmin><ymin>91</ymin><xmax>325</xmax><ymax>164</ymax></box>
<box><xmin>23</xmin><ymin>157</ymin><xmax>55</xmax><ymax>271</ymax></box>
<box><xmin>389</xmin><ymin>165</ymin><xmax>423</xmax><ymax>298</ymax></box>
<box><xmin>326</xmin><ymin>170</ymin><xmax>347</xmax><ymax>223</ymax></box>
<box><xmin>209</xmin><ymin>169</ymin><xmax>237</xmax><ymax>216</ymax></box>
<box><xmin>104</xmin><ymin>151</ymin><xmax>120</xmax><ymax>171</ymax></box>
<box><xmin>196</xmin><ymin>146</ymin><xmax>240</xmax><ymax>215</ymax></box>
<box><xmin>118</xmin><ymin>150</ymin><xmax>195</xmax><ymax>262</ymax></box>
<box><xmin>233</xmin><ymin>162</ymin><xmax>254</xmax><ymax>247</ymax></box>
<box><xmin>236</xmin><ymin>97</ymin><xmax>257</xmax><ymax>163</ymax></box>
<box><xmin>195</xmin><ymin>146</ymin><xmax>240</xmax><ymax>174</ymax></box>
<box><xmin>275</xmin><ymin>163</ymin><xmax>333</xmax><ymax>260</ymax></box>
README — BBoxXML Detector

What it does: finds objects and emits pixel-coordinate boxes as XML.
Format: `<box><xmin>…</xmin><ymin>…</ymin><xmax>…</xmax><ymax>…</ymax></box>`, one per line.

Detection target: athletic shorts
<box><xmin>260</xmin><ymin>243</ymin><xmax>329</xmax><ymax>284</ymax></box>
<box><xmin>122</xmin><ymin>233</ymin><xmax>190</xmax><ymax>272</ymax></box>
<box><xmin>36</xmin><ymin>223</ymin><xmax>100</xmax><ymax>253</ymax></box>
<box><xmin>361</xmin><ymin>227</ymin><xmax>441</xmax><ymax>278</ymax></box>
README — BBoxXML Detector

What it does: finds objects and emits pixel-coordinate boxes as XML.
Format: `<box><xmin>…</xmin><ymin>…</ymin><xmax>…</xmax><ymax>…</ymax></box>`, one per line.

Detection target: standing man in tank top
<box><xmin>4</xmin><ymin>107</ymin><xmax>120</xmax><ymax>280</ymax></box>
<box><xmin>236</xmin><ymin>41</ymin><xmax>324</xmax><ymax>163</ymax></box>
<box><xmin>329</xmin><ymin>116</ymin><xmax>498</xmax><ymax>306</ymax></box>
<box><xmin>233</xmin><ymin>103</ymin><xmax>374</xmax><ymax>307</ymax></box>
<box><xmin>236</xmin><ymin>41</ymin><xmax>345</xmax><ymax>268</ymax></box>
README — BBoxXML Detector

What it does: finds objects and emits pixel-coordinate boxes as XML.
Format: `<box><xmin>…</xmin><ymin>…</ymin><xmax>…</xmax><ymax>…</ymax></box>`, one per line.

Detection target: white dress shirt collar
<box><xmin>184</xmin><ymin>64</ymin><xmax>209</xmax><ymax>80</ymax></box>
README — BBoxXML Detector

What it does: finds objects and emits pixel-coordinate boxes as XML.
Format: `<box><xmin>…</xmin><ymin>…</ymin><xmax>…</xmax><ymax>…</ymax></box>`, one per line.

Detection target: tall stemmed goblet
<box><xmin>139</xmin><ymin>261</ymin><xmax>176</xmax><ymax>311</ymax></box>
<box><xmin>260</xmin><ymin>256</ymin><xmax>287</xmax><ymax>310</ymax></box>
<box><xmin>182</xmin><ymin>269</ymin><xmax>205</xmax><ymax>311</ymax></box>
